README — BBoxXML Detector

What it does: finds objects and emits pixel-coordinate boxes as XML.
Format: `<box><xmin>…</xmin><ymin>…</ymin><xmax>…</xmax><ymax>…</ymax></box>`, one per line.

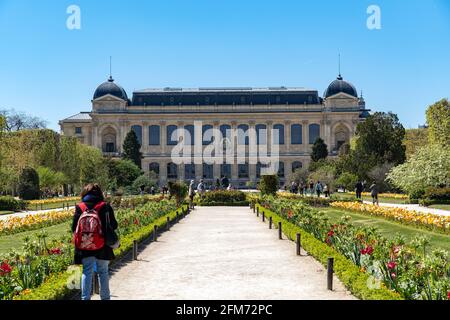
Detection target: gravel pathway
<box><xmin>99</xmin><ymin>206</ymin><xmax>355</xmax><ymax>300</ymax></box>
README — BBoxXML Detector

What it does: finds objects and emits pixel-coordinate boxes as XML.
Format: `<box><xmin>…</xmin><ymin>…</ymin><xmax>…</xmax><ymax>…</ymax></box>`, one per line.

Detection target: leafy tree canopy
<box><xmin>122</xmin><ymin>130</ymin><xmax>142</xmax><ymax>168</ymax></box>
<box><xmin>426</xmin><ymin>98</ymin><xmax>450</xmax><ymax>147</ymax></box>
<box><xmin>311</xmin><ymin>138</ymin><xmax>328</xmax><ymax>162</ymax></box>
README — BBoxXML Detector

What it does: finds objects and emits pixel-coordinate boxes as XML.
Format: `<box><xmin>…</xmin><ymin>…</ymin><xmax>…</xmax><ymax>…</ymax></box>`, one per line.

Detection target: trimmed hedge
<box><xmin>419</xmin><ymin>199</ymin><xmax>450</xmax><ymax>207</ymax></box>
<box><xmin>256</xmin><ymin>204</ymin><xmax>402</xmax><ymax>300</ymax></box>
<box><xmin>15</xmin><ymin>205</ymin><xmax>188</xmax><ymax>300</ymax></box>
<box><xmin>197</xmin><ymin>201</ymin><xmax>250</xmax><ymax>207</ymax></box>
<box><xmin>0</xmin><ymin>196</ymin><xmax>27</xmax><ymax>212</ymax></box>
<box><xmin>423</xmin><ymin>187</ymin><xmax>450</xmax><ymax>201</ymax></box>
<box><xmin>196</xmin><ymin>190</ymin><xmax>247</xmax><ymax>206</ymax></box>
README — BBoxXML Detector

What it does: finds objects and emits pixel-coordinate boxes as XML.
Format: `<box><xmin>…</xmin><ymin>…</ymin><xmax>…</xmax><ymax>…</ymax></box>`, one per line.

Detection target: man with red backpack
<box><xmin>72</xmin><ymin>183</ymin><xmax>118</xmax><ymax>300</ymax></box>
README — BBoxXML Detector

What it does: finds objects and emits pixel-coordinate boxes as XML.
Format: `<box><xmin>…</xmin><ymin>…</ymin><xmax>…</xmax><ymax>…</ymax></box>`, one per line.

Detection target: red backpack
<box><xmin>74</xmin><ymin>202</ymin><xmax>105</xmax><ymax>251</ymax></box>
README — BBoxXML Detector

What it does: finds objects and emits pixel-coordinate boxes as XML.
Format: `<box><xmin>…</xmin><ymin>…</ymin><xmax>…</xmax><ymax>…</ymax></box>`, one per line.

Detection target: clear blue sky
<box><xmin>1</xmin><ymin>0</ymin><xmax>449</xmax><ymax>131</ymax></box>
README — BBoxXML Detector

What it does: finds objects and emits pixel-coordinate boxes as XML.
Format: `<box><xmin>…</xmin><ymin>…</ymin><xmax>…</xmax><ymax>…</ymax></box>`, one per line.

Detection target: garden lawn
<box><xmin>26</xmin><ymin>201</ymin><xmax>75</xmax><ymax>211</ymax></box>
<box><xmin>338</xmin><ymin>193</ymin><xmax>408</xmax><ymax>204</ymax></box>
<box><xmin>429</xmin><ymin>204</ymin><xmax>450</xmax><ymax>211</ymax></box>
<box><xmin>0</xmin><ymin>211</ymin><xmax>14</xmax><ymax>216</ymax></box>
<box><xmin>0</xmin><ymin>221</ymin><xmax>71</xmax><ymax>254</ymax></box>
<box><xmin>320</xmin><ymin>208</ymin><xmax>450</xmax><ymax>253</ymax></box>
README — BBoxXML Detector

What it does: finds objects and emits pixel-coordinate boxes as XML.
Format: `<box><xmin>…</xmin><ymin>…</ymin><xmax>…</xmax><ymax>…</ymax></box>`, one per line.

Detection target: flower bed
<box><xmin>330</xmin><ymin>202</ymin><xmax>450</xmax><ymax>234</ymax></box>
<box><xmin>348</xmin><ymin>192</ymin><xmax>409</xmax><ymax>200</ymax></box>
<box><xmin>0</xmin><ymin>210</ymin><xmax>73</xmax><ymax>237</ymax></box>
<box><xmin>257</xmin><ymin>196</ymin><xmax>449</xmax><ymax>300</ymax></box>
<box><xmin>0</xmin><ymin>199</ymin><xmax>180</xmax><ymax>300</ymax></box>
<box><xmin>28</xmin><ymin>197</ymin><xmax>79</xmax><ymax>206</ymax></box>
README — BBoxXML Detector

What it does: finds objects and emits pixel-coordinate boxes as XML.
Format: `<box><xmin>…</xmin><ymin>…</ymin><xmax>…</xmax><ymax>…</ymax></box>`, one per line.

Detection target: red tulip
<box><xmin>391</xmin><ymin>273</ymin><xmax>397</xmax><ymax>279</ymax></box>
<box><xmin>387</xmin><ymin>261</ymin><xmax>397</xmax><ymax>270</ymax></box>
<box><xmin>447</xmin><ymin>291</ymin><xmax>450</xmax><ymax>300</ymax></box>
<box><xmin>49</xmin><ymin>248</ymin><xmax>62</xmax><ymax>255</ymax></box>
<box><xmin>0</xmin><ymin>261</ymin><xmax>12</xmax><ymax>276</ymax></box>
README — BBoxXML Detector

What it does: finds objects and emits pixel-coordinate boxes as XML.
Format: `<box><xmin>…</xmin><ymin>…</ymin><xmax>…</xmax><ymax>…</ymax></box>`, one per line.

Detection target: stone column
<box><xmin>160</xmin><ymin>160</ymin><xmax>167</xmax><ymax>186</ymax></box>
<box><xmin>302</xmin><ymin>120</ymin><xmax>309</xmax><ymax>153</ymax></box>
<box><xmin>285</xmin><ymin>120</ymin><xmax>291</xmax><ymax>153</ymax></box>
<box><xmin>160</xmin><ymin>121</ymin><xmax>167</xmax><ymax>155</ymax></box>
<box><xmin>142</xmin><ymin>121</ymin><xmax>149</xmax><ymax>154</ymax></box>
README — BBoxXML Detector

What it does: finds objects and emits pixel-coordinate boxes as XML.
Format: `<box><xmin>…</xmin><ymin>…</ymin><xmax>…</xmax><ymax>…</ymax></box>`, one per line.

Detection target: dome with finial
<box><xmin>324</xmin><ymin>75</ymin><xmax>358</xmax><ymax>98</ymax></box>
<box><xmin>93</xmin><ymin>76</ymin><xmax>128</xmax><ymax>100</ymax></box>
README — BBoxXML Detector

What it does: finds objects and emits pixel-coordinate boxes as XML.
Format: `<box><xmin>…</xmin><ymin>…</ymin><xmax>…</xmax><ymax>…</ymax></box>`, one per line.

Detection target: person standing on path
<box><xmin>72</xmin><ymin>183</ymin><xmax>118</xmax><ymax>301</ymax></box>
<box><xmin>355</xmin><ymin>181</ymin><xmax>364</xmax><ymax>200</ymax></box>
<box><xmin>315</xmin><ymin>181</ymin><xmax>323</xmax><ymax>198</ymax></box>
<box><xmin>369</xmin><ymin>182</ymin><xmax>379</xmax><ymax>206</ymax></box>
<box><xmin>188</xmin><ymin>180</ymin><xmax>196</xmax><ymax>209</ymax></box>
<box><xmin>197</xmin><ymin>179</ymin><xmax>206</xmax><ymax>200</ymax></box>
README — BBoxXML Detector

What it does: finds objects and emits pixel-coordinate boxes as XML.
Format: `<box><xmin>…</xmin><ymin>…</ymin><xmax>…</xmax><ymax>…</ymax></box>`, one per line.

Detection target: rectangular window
<box><xmin>149</xmin><ymin>125</ymin><xmax>160</xmax><ymax>145</ymax></box>
<box><xmin>291</xmin><ymin>124</ymin><xmax>303</xmax><ymax>145</ymax></box>
<box><xmin>75</xmin><ymin>127</ymin><xmax>82</xmax><ymax>134</ymax></box>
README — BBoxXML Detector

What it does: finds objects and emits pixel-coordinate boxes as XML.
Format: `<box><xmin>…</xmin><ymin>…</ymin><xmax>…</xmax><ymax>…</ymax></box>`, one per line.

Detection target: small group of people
<box><xmin>354</xmin><ymin>180</ymin><xmax>379</xmax><ymax>205</ymax></box>
<box><xmin>188</xmin><ymin>179</ymin><xmax>206</xmax><ymax>209</ymax></box>
<box><xmin>289</xmin><ymin>181</ymin><xmax>331</xmax><ymax>198</ymax></box>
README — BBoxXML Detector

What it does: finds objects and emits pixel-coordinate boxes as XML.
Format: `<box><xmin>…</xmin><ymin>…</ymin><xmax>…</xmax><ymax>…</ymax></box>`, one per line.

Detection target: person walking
<box><xmin>323</xmin><ymin>184</ymin><xmax>329</xmax><ymax>198</ymax></box>
<box><xmin>369</xmin><ymin>182</ymin><xmax>379</xmax><ymax>206</ymax></box>
<box><xmin>315</xmin><ymin>181</ymin><xmax>323</xmax><ymax>198</ymax></box>
<box><xmin>197</xmin><ymin>179</ymin><xmax>206</xmax><ymax>200</ymax></box>
<box><xmin>188</xmin><ymin>180</ymin><xmax>196</xmax><ymax>209</ymax></box>
<box><xmin>355</xmin><ymin>181</ymin><xmax>364</xmax><ymax>200</ymax></box>
<box><xmin>72</xmin><ymin>183</ymin><xmax>118</xmax><ymax>301</ymax></box>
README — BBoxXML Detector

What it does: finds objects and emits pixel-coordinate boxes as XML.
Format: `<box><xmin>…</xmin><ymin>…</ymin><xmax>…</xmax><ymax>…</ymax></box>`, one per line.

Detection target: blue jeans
<box><xmin>81</xmin><ymin>257</ymin><xmax>111</xmax><ymax>300</ymax></box>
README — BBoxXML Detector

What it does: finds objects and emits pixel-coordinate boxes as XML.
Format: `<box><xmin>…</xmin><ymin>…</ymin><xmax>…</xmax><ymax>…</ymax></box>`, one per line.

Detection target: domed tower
<box><xmin>323</xmin><ymin>74</ymin><xmax>360</xmax><ymax>109</ymax></box>
<box><xmin>92</xmin><ymin>76</ymin><xmax>129</xmax><ymax>112</ymax></box>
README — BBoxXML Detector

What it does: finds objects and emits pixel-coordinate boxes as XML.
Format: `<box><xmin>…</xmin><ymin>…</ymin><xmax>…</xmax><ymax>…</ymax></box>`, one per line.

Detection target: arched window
<box><xmin>292</xmin><ymin>161</ymin><xmax>303</xmax><ymax>172</ymax></box>
<box><xmin>185</xmin><ymin>164</ymin><xmax>195</xmax><ymax>179</ymax></box>
<box><xmin>131</xmin><ymin>125</ymin><xmax>143</xmax><ymax>146</ymax></box>
<box><xmin>149</xmin><ymin>163</ymin><xmax>160</xmax><ymax>176</ymax></box>
<box><xmin>309</xmin><ymin>124</ymin><xmax>321</xmax><ymax>144</ymax></box>
<box><xmin>149</xmin><ymin>125</ymin><xmax>160</xmax><ymax>146</ymax></box>
<box><xmin>238</xmin><ymin>163</ymin><xmax>249</xmax><ymax>179</ymax></box>
<box><xmin>203</xmin><ymin>163</ymin><xmax>213</xmax><ymax>179</ymax></box>
<box><xmin>273</xmin><ymin>124</ymin><xmax>285</xmax><ymax>145</ymax></box>
<box><xmin>102</xmin><ymin>127</ymin><xmax>117</xmax><ymax>153</ymax></box>
<box><xmin>278</xmin><ymin>162</ymin><xmax>285</xmax><ymax>178</ymax></box>
<box><xmin>220</xmin><ymin>125</ymin><xmax>231</xmax><ymax>150</ymax></box>
<box><xmin>256</xmin><ymin>124</ymin><xmax>267</xmax><ymax>145</ymax></box>
<box><xmin>167</xmin><ymin>163</ymin><xmax>178</xmax><ymax>179</ymax></box>
<box><xmin>167</xmin><ymin>125</ymin><xmax>178</xmax><ymax>146</ymax></box>
<box><xmin>202</xmin><ymin>125</ymin><xmax>213</xmax><ymax>145</ymax></box>
<box><xmin>291</xmin><ymin>124</ymin><xmax>303</xmax><ymax>145</ymax></box>
<box><xmin>184</xmin><ymin>125</ymin><xmax>195</xmax><ymax>146</ymax></box>
<box><xmin>237</xmin><ymin>124</ymin><xmax>249</xmax><ymax>145</ymax></box>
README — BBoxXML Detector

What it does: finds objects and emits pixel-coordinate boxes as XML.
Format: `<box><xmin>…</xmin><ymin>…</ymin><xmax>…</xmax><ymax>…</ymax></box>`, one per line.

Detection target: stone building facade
<box><xmin>60</xmin><ymin>74</ymin><xmax>370</xmax><ymax>188</ymax></box>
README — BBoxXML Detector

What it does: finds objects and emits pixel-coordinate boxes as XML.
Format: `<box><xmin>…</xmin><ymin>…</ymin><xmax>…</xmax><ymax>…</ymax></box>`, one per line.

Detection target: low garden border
<box><xmin>14</xmin><ymin>204</ymin><xmax>189</xmax><ymax>300</ymax></box>
<box><xmin>253</xmin><ymin>203</ymin><xmax>402</xmax><ymax>300</ymax></box>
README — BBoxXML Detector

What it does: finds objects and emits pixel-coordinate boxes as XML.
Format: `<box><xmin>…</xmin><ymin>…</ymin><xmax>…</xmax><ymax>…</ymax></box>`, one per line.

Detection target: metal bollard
<box><xmin>262</xmin><ymin>212</ymin><xmax>265</xmax><ymax>223</ymax></box>
<box><xmin>253</xmin><ymin>205</ymin><xmax>255</xmax><ymax>213</ymax></box>
<box><xmin>256</xmin><ymin>207</ymin><xmax>259</xmax><ymax>217</ymax></box>
<box><xmin>132</xmin><ymin>241</ymin><xmax>138</xmax><ymax>260</ymax></box>
<box><xmin>327</xmin><ymin>257</ymin><xmax>334</xmax><ymax>290</ymax></box>
<box><xmin>278</xmin><ymin>222</ymin><xmax>282</xmax><ymax>240</ymax></box>
<box><xmin>296</xmin><ymin>233</ymin><xmax>301</xmax><ymax>256</ymax></box>
<box><xmin>166</xmin><ymin>216</ymin><xmax>170</xmax><ymax>231</ymax></box>
<box><xmin>269</xmin><ymin>216</ymin><xmax>273</xmax><ymax>229</ymax></box>
<box><xmin>153</xmin><ymin>225</ymin><xmax>158</xmax><ymax>242</ymax></box>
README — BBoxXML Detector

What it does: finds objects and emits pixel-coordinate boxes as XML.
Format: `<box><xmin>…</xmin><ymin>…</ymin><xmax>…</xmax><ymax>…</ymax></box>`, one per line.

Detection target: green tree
<box><xmin>336</xmin><ymin>172</ymin><xmax>359</xmax><ymax>192</ymax></box>
<box><xmin>308</xmin><ymin>165</ymin><xmax>336</xmax><ymax>191</ymax></box>
<box><xmin>131</xmin><ymin>174</ymin><xmax>158</xmax><ymax>194</ymax></box>
<box><xmin>403</xmin><ymin>128</ymin><xmax>429</xmax><ymax>159</ymax></box>
<box><xmin>426</xmin><ymin>98</ymin><xmax>450</xmax><ymax>147</ymax></box>
<box><xmin>387</xmin><ymin>144</ymin><xmax>450</xmax><ymax>198</ymax></box>
<box><xmin>350</xmin><ymin>112</ymin><xmax>406</xmax><ymax>179</ymax></box>
<box><xmin>259</xmin><ymin>175</ymin><xmax>279</xmax><ymax>195</ymax></box>
<box><xmin>18</xmin><ymin>167</ymin><xmax>40</xmax><ymax>200</ymax></box>
<box><xmin>122</xmin><ymin>130</ymin><xmax>142</xmax><ymax>168</ymax></box>
<box><xmin>290</xmin><ymin>167</ymin><xmax>309</xmax><ymax>185</ymax></box>
<box><xmin>37</xmin><ymin>167</ymin><xmax>67</xmax><ymax>193</ymax></box>
<box><xmin>78</xmin><ymin>144</ymin><xmax>110</xmax><ymax>190</ymax></box>
<box><xmin>311</xmin><ymin>138</ymin><xmax>328</xmax><ymax>162</ymax></box>
<box><xmin>105</xmin><ymin>158</ymin><xmax>142</xmax><ymax>188</ymax></box>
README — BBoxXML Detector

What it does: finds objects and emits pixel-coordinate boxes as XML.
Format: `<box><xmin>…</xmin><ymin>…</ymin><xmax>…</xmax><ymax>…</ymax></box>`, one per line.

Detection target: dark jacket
<box><xmin>71</xmin><ymin>197</ymin><xmax>118</xmax><ymax>265</ymax></box>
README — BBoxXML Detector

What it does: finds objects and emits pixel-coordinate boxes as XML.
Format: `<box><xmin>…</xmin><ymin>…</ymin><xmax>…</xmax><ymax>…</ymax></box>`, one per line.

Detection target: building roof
<box><xmin>93</xmin><ymin>77</ymin><xmax>128</xmax><ymax>101</ymax></box>
<box><xmin>131</xmin><ymin>87</ymin><xmax>322</xmax><ymax>106</ymax></box>
<box><xmin>324</xmin><ymin>75</ymin><xmax>358</xmax><ymax>98</ymax></box>
<box><xmin>61</xmin><ymin>112</ymin><xmax>92</xmax><ymax>122</ymax></box>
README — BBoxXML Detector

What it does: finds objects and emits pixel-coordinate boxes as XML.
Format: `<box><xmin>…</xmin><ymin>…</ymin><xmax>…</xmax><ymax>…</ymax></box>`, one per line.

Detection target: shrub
<box><xmin>197</xmin><ymin>190</ymin><xmax>248</xmax><ymax>206</ymax></box>
<box><xmin>131</xmin><ymin>175</ymin><xmax>157</xmax><ymax>195</ymax></box>
<box><xmin>259</xmin><ymin>175</ymin><xmax>279</xmax><ymax>196</ymax></box>
<box><xmin>18</xmin><ymin>167</ymin><xmax>40</xmax><ymax>200</ymax></box>
<box><xmin>0</xmin><ymin>196</ymin><xmax>27</xmax><ymax>212</ymax></box>
<box><xmin>168</xmin><ymin>181</ymin><xmax>188</xmax><ymax>206</ymax></box>
<box><xmin>423</xmin><ymin>187</ymin><xmax>450</xmax><ymax>201</ymax></box>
